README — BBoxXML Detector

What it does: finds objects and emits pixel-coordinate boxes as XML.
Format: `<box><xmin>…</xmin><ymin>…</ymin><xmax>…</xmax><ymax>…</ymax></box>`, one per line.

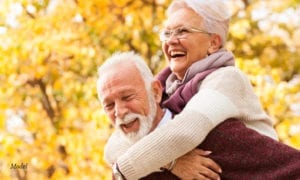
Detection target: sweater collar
<box><xmin>166</xmin><ymin>49</ymin><xmax>235</xmax><ymax>95</ymax></box>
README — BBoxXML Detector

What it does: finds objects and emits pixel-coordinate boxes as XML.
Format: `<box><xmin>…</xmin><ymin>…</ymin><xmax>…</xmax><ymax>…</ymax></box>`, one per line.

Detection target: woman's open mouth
<box><xmin>170</xmin><ymin>51</ymin><xmax>186</xmax><ymax>58</ymax></box>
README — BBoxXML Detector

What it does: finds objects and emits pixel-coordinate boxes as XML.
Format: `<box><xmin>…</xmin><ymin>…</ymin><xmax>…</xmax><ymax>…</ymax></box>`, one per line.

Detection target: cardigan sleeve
<box><xmin>104</xmin><ymin>132</ymin><xmax>133</xmax><ymax>166</ymax></box>
<box><xmin>116</xmin><ymin>67</ymin><xmax>247</xmax><ymax>179</ymax></box>
<box><xmin>199</xmin><ymin>67</ymin><xmax>277</xmax><ymax>139</ymax></box>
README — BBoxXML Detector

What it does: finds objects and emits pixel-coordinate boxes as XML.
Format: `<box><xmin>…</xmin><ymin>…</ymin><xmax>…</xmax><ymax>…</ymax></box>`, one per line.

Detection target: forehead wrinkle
<box><xmin>99</xmin><ymin>64</ymin><xmax>145</xmax><ymax>102</ymax></box>
<box><xmin>165</xmin><ymin>8</ymin><xmax>203</xmax><ymax>29</ymax></box>
<box><xmin>165</xmin><ymin>24</ymin><xmax>185</xmax><ymax>30</ymax></box>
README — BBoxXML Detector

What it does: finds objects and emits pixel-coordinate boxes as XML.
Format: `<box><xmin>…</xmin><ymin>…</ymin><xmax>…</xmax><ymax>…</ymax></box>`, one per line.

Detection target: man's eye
<box><xmin>104</xmin><ymin>103</ymin><xmax>114</xmax><ymax>110</ymax></box>
<box><xmin>123</xmin><ymin>95</ymin><xmax>133</xmax><ymax>101</ymax></box>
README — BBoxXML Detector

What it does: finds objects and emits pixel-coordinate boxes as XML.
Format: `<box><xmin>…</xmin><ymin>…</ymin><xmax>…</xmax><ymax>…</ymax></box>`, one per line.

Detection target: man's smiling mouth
<box><xmin>120</xmin><ymin>118</ymin><xmax>139</xmax><ymax>133</ymax></box>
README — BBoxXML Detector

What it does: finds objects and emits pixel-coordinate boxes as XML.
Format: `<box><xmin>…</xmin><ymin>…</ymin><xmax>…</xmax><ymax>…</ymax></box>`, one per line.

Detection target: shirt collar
<box><xmin>157</xmin><ymin>108</ymin><xmax>172</xmax><ymax>127</ymax></box>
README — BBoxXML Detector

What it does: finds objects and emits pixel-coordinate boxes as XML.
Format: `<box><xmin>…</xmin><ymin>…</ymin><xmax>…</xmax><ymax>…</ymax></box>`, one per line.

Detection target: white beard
<box><xmin>115</xmin><ymin>91</ymin><xmax>157</xmax><ymax>143</ymax></box>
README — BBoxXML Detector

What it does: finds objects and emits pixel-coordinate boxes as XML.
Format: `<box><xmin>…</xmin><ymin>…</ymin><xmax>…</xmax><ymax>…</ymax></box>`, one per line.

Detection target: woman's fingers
<box><xmin>192</xmin><ymin>149</ymin><xmax>222</xmax><ymax>174</ymax></box>
<box><xmin>201</xmin><ymin>156</ymin><xmax>222</xmax><ymax>174</ymax></box>
<box><xmin>197</xmin><ymin>165</ymin><xmax>221</xmax><ymax>180</ymax></box>
<box><xmin>193</xmin><ymin>148</ymin><xmax>212</xmax><ymax>156</ymax></box>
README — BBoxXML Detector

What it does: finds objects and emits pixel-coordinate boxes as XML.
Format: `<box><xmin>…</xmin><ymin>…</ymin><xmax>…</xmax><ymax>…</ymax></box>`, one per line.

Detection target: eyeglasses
<box><xmin>159</xmin><ymin>26</ymin><xmax>211</xmax><ymax>42</ymax></box>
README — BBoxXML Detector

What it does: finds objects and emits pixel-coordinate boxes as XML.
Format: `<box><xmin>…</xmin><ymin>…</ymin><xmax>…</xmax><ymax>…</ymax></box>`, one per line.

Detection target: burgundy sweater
<box><xmin>140</xmin><ymin>68</ymin><xmax>300</xmax><ymax>179</ymax></box>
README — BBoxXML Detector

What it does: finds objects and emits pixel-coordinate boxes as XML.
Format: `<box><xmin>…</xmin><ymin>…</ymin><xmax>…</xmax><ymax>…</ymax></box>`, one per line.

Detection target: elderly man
<box><xmin>97</xmin><ymin>51</ymin><xmax>221</xmax><ymax>179</ymax></box>
<box><xmin>97</xmin><ymin>52</ymin><xmax>300</xmax><ymax>179</ymax></box>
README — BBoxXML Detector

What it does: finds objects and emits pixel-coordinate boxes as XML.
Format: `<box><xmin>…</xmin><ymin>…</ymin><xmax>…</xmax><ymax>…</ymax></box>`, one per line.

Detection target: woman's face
<box><xmin>162</xmin><ymin>8</ymin><xmax>212</xmax><ymax>80</ymax></box>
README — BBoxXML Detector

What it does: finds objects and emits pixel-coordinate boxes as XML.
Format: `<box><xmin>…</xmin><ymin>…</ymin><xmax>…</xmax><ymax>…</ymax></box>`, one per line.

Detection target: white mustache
<box><xmin>115</xmin><ymin>113</ymin><xmax>143</xmax><ymax>127</ymax></box>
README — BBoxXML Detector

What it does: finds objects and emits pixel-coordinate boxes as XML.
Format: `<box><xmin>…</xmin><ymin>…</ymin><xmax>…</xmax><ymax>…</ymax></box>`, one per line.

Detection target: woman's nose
<box><xmin>165</xmin><ymin>34</ymin><xmax>179</xmax><ymax>44</ymax></box>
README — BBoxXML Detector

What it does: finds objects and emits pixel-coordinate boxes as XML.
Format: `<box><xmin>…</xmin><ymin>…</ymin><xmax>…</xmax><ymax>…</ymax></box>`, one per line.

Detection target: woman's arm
<box><xmin>104</xmin><ymin>132</ymin><xmax>133</xmax><ymax>165</ymax></box>
<box><xmin>106</xmin><ymin>132</ymin><xmax>222</xmax><ymax>179</ymax></box>
<box><xmin>117</xmin><ymin>67</ymin><xmax>244</xmax><ymax>179</ymax></box>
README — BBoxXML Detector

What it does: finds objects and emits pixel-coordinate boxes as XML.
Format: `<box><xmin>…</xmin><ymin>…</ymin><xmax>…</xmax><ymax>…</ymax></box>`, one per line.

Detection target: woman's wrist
<box><xmin>160</xmin><ymin>159</ymin><xmax>177</xmax><ymax>172</ymax></box>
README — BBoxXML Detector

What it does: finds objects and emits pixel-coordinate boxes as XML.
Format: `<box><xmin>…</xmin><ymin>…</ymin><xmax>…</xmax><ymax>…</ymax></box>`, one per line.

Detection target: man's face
<box><xmin>98</xmin><ymin>63</ymin><xmax>157</xmax><ymax>142</ymax></box>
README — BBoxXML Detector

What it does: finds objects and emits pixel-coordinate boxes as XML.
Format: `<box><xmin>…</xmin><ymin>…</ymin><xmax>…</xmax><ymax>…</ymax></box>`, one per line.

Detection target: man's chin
<box><xmin>120</xmin><ymin>131</ymin><xmax>141</xmax><ymax>143</ymax></box>
<box><xmin>117</xmin><ymin>128</ymin><xmax>148</xmax><ymax>143</ymax></box>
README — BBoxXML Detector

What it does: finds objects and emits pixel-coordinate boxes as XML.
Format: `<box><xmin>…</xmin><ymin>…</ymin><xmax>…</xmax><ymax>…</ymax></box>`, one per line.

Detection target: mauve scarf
<box><xmin>157</xmin><ymin>49</ymin><xmax>235</xmax><ymax>113</ymax></box>
<box><xmin>165</xmin><ymin>48</ymin><xmax>235</xmax><ymax>96</ymax></box>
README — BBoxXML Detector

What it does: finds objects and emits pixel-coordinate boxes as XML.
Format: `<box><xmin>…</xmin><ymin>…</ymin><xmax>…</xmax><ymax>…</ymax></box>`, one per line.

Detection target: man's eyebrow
<box><xmin>120</xmin><ymin>89</ymin><xmax>136</xmax><ymax>94</ymax></box>
<box><xmin>102</xmin><ymin>89</ymin><xmax>135</xmax><ymax>102</ymax></box>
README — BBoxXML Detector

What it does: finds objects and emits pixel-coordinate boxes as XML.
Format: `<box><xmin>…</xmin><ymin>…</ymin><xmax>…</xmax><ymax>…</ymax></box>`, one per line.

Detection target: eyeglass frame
<box><xmin>159</xmin><ymin>26</ymin><xmax>211</xmax><ymax>42</ymax></box>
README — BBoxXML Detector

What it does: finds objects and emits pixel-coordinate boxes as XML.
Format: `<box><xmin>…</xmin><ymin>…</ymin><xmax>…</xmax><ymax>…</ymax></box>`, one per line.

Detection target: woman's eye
<box><xmin>177</xmin><ymin>28</ymin><xmax>189</xmax><ymax>34</ymax></box>
<box><xmin>164</xmin><ymin>31</ymin><xmax>171</xmax><ymax>37</ymax></box>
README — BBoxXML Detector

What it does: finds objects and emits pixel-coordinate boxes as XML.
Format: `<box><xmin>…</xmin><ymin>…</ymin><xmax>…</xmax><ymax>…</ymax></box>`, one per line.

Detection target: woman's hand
<box><xmin>171</xmin><ymin>149</ymin><xmax>221</xmax><ymax>180</ymax></box>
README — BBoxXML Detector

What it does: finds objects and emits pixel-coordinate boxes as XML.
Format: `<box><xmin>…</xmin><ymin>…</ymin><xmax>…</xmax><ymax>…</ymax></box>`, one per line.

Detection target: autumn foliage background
<box><xmin>0</xmin><ymin>0</ymin><xmax>300</xmax><ymax>179</ymax></box>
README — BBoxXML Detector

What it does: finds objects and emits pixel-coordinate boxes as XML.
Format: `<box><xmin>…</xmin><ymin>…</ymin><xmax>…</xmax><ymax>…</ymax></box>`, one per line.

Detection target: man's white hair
<box><xmin>97</xmin><ymin>51</ymin><xmax>154</xmax><ymax>99</ymax></box>
<box><xmin>167</xmin><ymin>0</ymin><xmax>231</xmax><ymax>47</ymax></box>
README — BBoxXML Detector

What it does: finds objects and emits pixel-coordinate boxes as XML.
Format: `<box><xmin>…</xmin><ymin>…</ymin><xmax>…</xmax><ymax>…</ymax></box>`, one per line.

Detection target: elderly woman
<box><xmin>105</xmin><ymin>0</ymin><xmax>281</xmax><ymax>179</ymax></box>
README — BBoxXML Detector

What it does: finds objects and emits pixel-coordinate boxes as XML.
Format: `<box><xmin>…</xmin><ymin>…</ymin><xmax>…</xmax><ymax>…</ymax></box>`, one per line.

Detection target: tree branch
<box><xmin>27</xmin><ymin>78</ymin><xmax>55</xmax><ymax>125</ymax></box>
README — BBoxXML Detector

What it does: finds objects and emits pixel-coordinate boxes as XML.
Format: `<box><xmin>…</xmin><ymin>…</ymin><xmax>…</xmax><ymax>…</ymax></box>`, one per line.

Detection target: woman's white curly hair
<box><xmin>167</xmin><ymin>0</ymin><xmax>231</xmax><ymax>47</ymax></box>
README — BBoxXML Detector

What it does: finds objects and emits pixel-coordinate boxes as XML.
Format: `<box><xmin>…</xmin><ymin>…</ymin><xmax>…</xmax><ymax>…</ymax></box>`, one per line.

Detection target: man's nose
<box><xmin>114</xmin><ymin>101</ymin><xmax>128</xmax><ymax>119</ymax></box>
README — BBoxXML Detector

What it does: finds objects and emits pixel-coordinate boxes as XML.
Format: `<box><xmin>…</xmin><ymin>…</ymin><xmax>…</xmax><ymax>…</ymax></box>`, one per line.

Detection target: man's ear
<box><xmin>151</xmin><ymin>80</ymin><xmax>163</xmax><ymax>103</ymax></box>
<box><xmin>208</xmin><ymin>34</ymin><xmax>222</xmax><ymax>54</ymax></box>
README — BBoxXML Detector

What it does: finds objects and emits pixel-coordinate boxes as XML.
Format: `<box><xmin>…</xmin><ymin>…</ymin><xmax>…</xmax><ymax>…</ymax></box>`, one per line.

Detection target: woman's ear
<box><xmin>151</xmin><ymin>80</ymin><xmax>163</xmax><ymax>103</ymax></box>
<box><xmin>208</xmin><ymin>34</ymin><xmax>222</xmax><ymax>54</ymax></box>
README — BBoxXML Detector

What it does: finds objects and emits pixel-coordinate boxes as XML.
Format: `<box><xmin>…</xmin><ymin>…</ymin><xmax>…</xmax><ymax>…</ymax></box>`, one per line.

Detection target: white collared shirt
<box><xmin>157</xmin><ymin>109</ymin><xmax>172</xmax><ymax>127</ymax></box>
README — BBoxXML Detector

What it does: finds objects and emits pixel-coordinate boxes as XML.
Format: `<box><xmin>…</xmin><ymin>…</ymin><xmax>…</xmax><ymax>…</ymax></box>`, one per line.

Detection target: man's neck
<box><xmin>149</xmin><ymin>107</ymin><xmax>164</xmax><ymax>132</ymax></box>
